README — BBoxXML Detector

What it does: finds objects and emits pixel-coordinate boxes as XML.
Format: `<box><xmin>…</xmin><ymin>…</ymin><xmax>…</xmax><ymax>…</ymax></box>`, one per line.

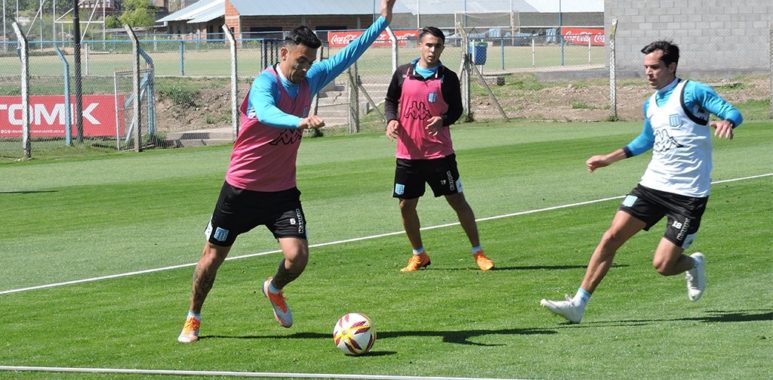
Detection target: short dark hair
<box><xmin>641</xmin><ymin>40</ymin><xmax>680</xmax><ymax>67</ymax></box>
<box><xmin>419</xmin><ymin>26</ymin><xmax>445</xmax><ymax>44</ymax></box>
<box><xmin>285</xmin><ymin>26</ymin><xmax>321</xmax><ymax>49</ymax></box>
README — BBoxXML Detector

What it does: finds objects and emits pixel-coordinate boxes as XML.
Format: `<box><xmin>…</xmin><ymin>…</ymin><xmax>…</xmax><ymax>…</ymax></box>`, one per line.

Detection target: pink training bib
<box><xmin>395</xmin><ymin>72</ymin><xmax>454</xmax><ymax>160</ymax></box>
<box><xmin>226</xmin><ymin>67</ymin><xmax>312</xmax><ymax>192</ymax></box>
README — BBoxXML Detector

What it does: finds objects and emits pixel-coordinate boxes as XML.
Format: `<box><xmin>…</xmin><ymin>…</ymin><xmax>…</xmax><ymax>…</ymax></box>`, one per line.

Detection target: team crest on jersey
<box><xmin>669</xmin><ymin>114</ymin><xmax>682</xmax><ymax>128</ymax></box>
<box><xmin>428</xmin><ymin>92</ymin><xmax>438</xmax><ymax>103</ymax></box>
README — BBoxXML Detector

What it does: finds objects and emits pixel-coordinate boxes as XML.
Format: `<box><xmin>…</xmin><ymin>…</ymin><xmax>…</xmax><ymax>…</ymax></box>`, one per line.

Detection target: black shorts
<box><xmin>619</xmin><ymin>184</ymin><xmax>708</xmax><ymax>249</ymax></box>
<box><xmin>205</xmin><ymin>182</ymin><xmax>307</xmax><ymax>246</ymax></box>
<box><xmin>393</xmin><ymin>154</ymin><xmax>462</xmax><ymax>199</ymax></box>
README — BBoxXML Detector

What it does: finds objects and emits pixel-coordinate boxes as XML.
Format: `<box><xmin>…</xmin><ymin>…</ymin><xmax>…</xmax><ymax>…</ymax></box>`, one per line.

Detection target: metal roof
<box><xmin>398</xmin><ymin>0</ymin><xmax>603</xmax><ymax>15</ymax></box>
<box><xmin>157</xmin><ymin>0</ymin><xmax>603</xmax><ymax>23</ymax></box>
<box><xmin>229</xmin><ymin>0</ymin><xmax>414</xmax><ymax>16</ymax></box>
<box><xmin>157</xmin><ymin>0</ymin><xmax>223</xmax><ymax>23</ymax></box>
<box><xmin>188</xmin><ymin>5</ymin><xmax>226</xmax><ymax>23</ymax></box>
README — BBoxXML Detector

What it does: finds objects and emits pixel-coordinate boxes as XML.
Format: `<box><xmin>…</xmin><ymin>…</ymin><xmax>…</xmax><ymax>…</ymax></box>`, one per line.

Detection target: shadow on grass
<box><xmin>558</xmin><ymin>309</ymin><xmax>773</xmax><ymax>328</ymax></box>
<box><xmin>203</xmin><ymin>327</ymin><xmax>557</xmax><ymax>346</ymax></box>
<box><xmin>437</xmin><ymin>263</ymin><xmax>627</xmax><ymax>271</ymax></box>
<box><xmin>0</xmin><ymin>190</ymin><xmax>58</xmax><ymax>194</ymax></box>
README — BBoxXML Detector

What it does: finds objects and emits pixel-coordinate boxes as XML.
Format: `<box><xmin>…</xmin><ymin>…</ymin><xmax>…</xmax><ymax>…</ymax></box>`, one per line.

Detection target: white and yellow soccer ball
<box><xmin>333</xmin><ymin>312</ymin><xmax>376</xmax><ymax>355</ymax></box>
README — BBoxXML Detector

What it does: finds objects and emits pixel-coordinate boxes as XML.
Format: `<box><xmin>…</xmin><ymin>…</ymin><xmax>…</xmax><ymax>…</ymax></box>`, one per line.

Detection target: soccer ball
<box><xmin>333</xmin><ymin>312</ymin><xmax>376</xmax><ymax>355</ymax></box>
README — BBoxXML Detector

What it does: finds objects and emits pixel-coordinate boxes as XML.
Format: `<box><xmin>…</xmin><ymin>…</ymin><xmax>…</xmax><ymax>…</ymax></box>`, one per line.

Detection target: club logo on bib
<box><xmin>428</xmin><ymin>92</ymin><xmax>438</xmax><ymax>103</ymax></box>
<box><xmin>669</xmin><ymin>114</ymin><xmax>682</xmax><ymax>128</ymax></box>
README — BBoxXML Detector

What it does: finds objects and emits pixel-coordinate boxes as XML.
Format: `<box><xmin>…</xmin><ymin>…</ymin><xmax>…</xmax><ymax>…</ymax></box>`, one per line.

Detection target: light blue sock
<box><xmin>572</xmin><ymin>288</ymin><xmax>591</xmax><ymax>308</ymax></box>
<box><xmin>187</xmin><ymin>311</ymin><xmax>201</xmax><ymax>320</ymax></box>
<box><xmin>471</xmin><ymin>245</ymin><xmax>483</xmax><ymax>254</ymax></box>
<box><xmin>268</xmin><ymin>282</ymin><xmax>281</xmax><ymax>294</ymax></box>
<box><xmin>412</xmin><ymin>246</ymin><xmax>425</xmax><ymax>255</ymax></box>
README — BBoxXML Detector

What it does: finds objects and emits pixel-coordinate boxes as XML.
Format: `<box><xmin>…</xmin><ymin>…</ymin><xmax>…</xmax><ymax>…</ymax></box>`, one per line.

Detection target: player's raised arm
<box><xmin>306</xmin><ymin>0</ymin><xmax>397</xmax><ymax>93</ymax></box>
<box><xmin>381</xmin><ymin>0</ymin><xmax>396</xmax><ymax>23</ymax></box>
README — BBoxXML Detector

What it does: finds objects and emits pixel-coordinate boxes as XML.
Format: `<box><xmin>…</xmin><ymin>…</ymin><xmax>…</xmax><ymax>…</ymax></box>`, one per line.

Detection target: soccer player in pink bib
<box><xmin>178</xmin><ymin>0</ymin><xmax>397</xmax><ymax>343</ymax></box>
<box><xmin>384</xmin><ymin>27</ymin><xmax>494</xmax><ymax>273</ymax></box>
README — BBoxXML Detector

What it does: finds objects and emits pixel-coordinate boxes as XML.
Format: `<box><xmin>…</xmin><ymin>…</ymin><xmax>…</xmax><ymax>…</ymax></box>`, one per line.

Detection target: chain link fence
<box><xmin>3</xmin><ymin>15</ymin><xmax>771</xmax><ymax>159</ymax></box>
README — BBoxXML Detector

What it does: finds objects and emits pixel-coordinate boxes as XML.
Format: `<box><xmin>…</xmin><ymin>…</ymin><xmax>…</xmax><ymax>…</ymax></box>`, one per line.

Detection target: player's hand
<box><xmin>386</xmin><ymin>119</ymin><xmax>401</xmax><ymax>141</ymax></box>
<box><xmin>299</xmin><ymin>115</ymin><xmax>325</xmax><ymax>130</ymax></box>
<box><xmin>586</xmin><ymin>155</ymin><xmax>611</xmax><ymax>173</ymax></box>
<box><xmin>425</xmin><ymin>116</ymin><xmax>443</xmax><ymax>136</ymax></box>
<box><xmin>381</xmin><ymin>0</ymin><xmax>396</xmax><ymax>23</ymax></box>
<box><xmin>711</xmin><ymin>120</ymin><xmax>734</xmax><ymax>140</ymax></box>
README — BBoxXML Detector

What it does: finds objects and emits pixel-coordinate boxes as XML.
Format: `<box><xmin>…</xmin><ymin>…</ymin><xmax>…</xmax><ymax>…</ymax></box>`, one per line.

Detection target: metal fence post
<box><xmin>55</xmin><ymin>47</ymin><xmax>72</xmax><ymax>146</ymax></box>
<box><xmin>12</xmin><ymin>22</ymin><xmax>30</xmax><ymax>158</ymax></box>
<box><xmin>386</xmin><ymin>26</ymin><xmax>398</xmax><ymax>73</ymax></box>
<box><xmin>608</xmin><ymin>19</ymin><xmax>618</xmax><ymax>121</ymax></box>
<box><xmin>222</xmin><ymin>24</ymin><xmax>239</xmax><ymax>140</ymax></box>
<box><xmin>125</xmin><ymin>24</ymin><xmax>142</xmax><ymax>152</ymax></box>
<box><xmin>139</xmin><ymin>49</ymin><xmax>156</xmax><ymax>140</ymax></box>
<box><xmin>347</xmin><ymin>65</ymin><xmax>360</xmax><ymax>134</ymax></box>
<box><xmin>769</xmin><ymin>23</ymin><xmax>772</xmax><ymax>119</ymax></box>
<box><xmin>179</xmin><ymin>40</ymin><xmax>185</xmax><ymax>76</ymax></box>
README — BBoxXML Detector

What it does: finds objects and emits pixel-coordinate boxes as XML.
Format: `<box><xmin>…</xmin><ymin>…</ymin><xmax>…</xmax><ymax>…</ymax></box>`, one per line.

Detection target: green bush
<box><xmin>158</xmin><ymin>84</ymin><xmax>198</xmax><ymax>108</ymax></box>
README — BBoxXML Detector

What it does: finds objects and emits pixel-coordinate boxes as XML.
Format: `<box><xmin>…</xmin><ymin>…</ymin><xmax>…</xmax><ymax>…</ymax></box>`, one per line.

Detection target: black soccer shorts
<box><xmin>619</xmin><ymin>184</ymin><xmax>708</xmax><ymax>249</ymax></box>
<box><xmin>205</xmin><ymin>182</ymin><xmax>307</xmax><ymax>246</ymax></box>
<box><xmin>392</xmin><ymin>154</ymin><xmax>462</xmax><ymax>199</ymax></box>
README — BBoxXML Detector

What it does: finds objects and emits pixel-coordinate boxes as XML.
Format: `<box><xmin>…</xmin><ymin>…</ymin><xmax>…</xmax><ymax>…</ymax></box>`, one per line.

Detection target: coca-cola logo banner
<box><xmin>561</xmin><ymin>28</ymin><xmax>605</xmax><ymax>46</ymax></box>
<box><xmin>328</xmin><ymin>30</ymin><xmax>419</xmax><ymax>48</ymax></box>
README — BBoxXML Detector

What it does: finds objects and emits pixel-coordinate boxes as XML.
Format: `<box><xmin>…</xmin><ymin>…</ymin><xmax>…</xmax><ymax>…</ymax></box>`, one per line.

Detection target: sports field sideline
<box><xmin>1</xmin><ymin>120</ymin><xmax>771</xmax><ymax>379</ymax></box>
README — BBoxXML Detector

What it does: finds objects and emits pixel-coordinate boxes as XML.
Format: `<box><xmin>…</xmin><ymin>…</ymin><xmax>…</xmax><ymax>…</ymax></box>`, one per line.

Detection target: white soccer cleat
<box><xmin>686</xmin><ymin>252</ymin><xmax>706</xmax><ymax>301</ymax></box>
<box><xmin>540</xmin><ymin>296</ymin><xmax>584</xmax><ymax>324</ymax></box>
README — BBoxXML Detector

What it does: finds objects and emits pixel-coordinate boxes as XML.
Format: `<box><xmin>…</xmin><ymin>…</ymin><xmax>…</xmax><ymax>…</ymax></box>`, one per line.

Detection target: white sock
<box><xmin>572</xmin><ymin>288</ymin><xmax>591</xmax><ymax>308</ymax></box>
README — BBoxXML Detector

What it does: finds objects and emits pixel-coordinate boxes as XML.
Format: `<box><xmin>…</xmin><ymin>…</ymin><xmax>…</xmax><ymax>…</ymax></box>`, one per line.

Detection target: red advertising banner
<box><xmin>328</xmin><ymin>30</ymin><xmax>419</xmax><ymax>48</ymax></box>
<box><xmin>0</xmin><ymin>95</ymin><xmax>124</xmax><ymax>138</ymax></box>
<box><xmin>561</xmin><ymin>28</ymin><xmax>605</xmax><ymax>46</ymax></box>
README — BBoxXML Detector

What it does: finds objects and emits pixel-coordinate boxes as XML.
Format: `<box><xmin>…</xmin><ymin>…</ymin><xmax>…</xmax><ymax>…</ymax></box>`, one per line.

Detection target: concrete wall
<box><xmin>605</xmin><ymin>0</ymin><xmax>773</xmax><ymax>76</ymax></box>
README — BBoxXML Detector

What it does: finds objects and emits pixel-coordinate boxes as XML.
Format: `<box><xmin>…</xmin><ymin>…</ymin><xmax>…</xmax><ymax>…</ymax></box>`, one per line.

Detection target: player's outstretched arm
<box><xmin>586</xmin><ymin>148</ymin><xmax>627</xmax><ymax>173</ymax></box>
<box><xmin>381</xmin><ymin>0</ymin><xmax>396</xmax><ymax>23</ymax></box>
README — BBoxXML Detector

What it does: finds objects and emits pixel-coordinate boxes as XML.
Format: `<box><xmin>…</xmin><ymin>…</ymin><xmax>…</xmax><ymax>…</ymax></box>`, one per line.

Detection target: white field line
<box><xmin>1</xmin><ymin>172</ymin><xmax>770</xmax><ymax>297</ymax></box>
<box><xmin>0</xmin><ymin>365</ymin><xmax>516</xmax><ymax>380</ymax></box>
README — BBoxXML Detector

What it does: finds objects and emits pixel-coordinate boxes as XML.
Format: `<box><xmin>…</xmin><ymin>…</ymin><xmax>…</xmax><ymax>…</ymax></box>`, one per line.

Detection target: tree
<box><xmin>104</xmin><ymin>15</ymin><xmax>121</xmax><ymax>29</ymax></box>
<box><xmin>118</xmin><ymin>0</ymin><xmax>156</xmax><ymax>28</ymax></box>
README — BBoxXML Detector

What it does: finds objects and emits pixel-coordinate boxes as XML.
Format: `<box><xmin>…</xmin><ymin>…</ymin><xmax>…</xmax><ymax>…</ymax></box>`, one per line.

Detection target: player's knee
<box><xmin>399</xmin><ymin>199</ymin><xmax>417</xmax><ymax>212</ymax></box>
<box><xmin>599</xmin><ymin>229</ymin><xmax>625</xmax><ymax>248</ymax></box>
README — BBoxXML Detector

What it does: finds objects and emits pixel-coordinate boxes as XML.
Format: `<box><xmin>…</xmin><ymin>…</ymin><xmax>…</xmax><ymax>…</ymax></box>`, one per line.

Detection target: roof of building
<box><xmin>157</xmin><ymin>0</ymin><xmax>602</xmax><ymax>23</ymax></box>
<box><xmin>157</xmin><ymin>0</ymin><xmax>223</xmax><ymax>23</ymax></box>
<box><xmin>229</xmin><ymin>0</ymin><xmax>413</xmax><ymax>16</ymax></box>
<box><xmin>400</xmin><ymin>0</ymin><xmax>604</xmax><ymax>15</ymax></box>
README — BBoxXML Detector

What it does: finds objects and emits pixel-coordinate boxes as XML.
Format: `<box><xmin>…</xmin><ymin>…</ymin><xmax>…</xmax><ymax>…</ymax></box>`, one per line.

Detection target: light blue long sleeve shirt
<box><xmin>624</xmin><ymin>78</ymin><xmax>744</xmax><ymax>156</ymax></box>
<box><xmin>247</xmin><ymin>16</ymin><xmax>389</xmax><ymax>129</ymax></box>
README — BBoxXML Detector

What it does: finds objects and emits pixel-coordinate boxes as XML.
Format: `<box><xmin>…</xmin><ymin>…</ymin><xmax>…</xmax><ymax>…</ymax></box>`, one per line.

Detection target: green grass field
<box><xmin>1</xmin><ymin>120</ymin><xmax>771</xmax><ymax>379</ymax></box>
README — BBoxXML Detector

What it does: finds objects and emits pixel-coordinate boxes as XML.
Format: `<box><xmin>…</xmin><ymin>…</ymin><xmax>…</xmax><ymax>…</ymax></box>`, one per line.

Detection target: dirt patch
<box><xmin>153</xmin><ymin>75</ymin><xmax>768</xmax><ymax>133</ymax></box>
<box><xmin>471</xmin><ymin>75</ymin><xmax>768</xmax><ymax>122</ymax></box>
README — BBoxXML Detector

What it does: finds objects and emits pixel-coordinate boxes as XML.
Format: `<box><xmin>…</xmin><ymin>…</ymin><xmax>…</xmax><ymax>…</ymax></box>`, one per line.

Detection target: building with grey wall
<box><xmin>604</xmin><ymin>0</ymin><xmax>773</xmax><ymax>76</ymax></box>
